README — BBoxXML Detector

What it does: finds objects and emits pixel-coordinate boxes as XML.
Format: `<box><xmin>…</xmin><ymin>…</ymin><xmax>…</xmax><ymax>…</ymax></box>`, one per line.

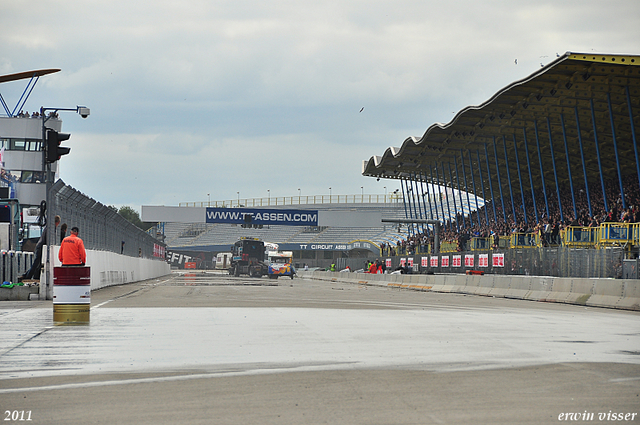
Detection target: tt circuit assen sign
<box><xmin>205</xmin><ymin>208</ymin><xmax>318</xmax><ymax>226</ymax></box>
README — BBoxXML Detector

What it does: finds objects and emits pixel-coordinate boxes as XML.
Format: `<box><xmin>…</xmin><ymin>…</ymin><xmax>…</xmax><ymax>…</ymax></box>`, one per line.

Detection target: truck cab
<box><xmin>267</xmin><ymin>251</ymin><xmax>294</xmax><ymax>279</ymax></box>
<box><xmin>229</xmin><ymin>237</ymin><xmax>269</xmax><ymax>277</ymax></box>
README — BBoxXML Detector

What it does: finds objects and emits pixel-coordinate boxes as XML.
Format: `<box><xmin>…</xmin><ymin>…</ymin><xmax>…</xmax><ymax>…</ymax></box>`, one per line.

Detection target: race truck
<box><xmin>267</xmin><ymin>251</ymin><xmax>295</xmax><ymax>279</ymax></box>
<box><xmin>229</xmin><ymin>237</ymin><xmax>270</xmax><ymax>277</ymax></box>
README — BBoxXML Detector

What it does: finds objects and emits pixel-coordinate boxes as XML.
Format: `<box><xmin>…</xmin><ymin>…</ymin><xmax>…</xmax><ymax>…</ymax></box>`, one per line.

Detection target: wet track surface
<box><xmin>1</xmin><ymin>272</ymin><xmax>639</xmax><ymax>424</ymax></box>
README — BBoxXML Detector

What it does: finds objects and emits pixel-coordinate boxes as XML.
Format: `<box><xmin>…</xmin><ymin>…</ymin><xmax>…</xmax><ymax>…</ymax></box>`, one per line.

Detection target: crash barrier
<box><xmin>43</xmin><ymin>246</ymin><xmax>170</xmax><ymax>297</ymax></box>
<box><xmin>53</xmin><ymin>266</ymin><xmax>91</xmax><ymax>325</ymax></box>
<box><xmin>0</xmin><ymin>250</ymin><xmax>34</xmax><ymax>283</ymax></box>
<box><xmin>297</xmin><ymin>270</ymin><xmax>640</xmax><ymax>311</ymax></box>
<box><xmin>0</xmin><ymin>251</ymin><xmax>37</xmax><ymax>300</ymax></box>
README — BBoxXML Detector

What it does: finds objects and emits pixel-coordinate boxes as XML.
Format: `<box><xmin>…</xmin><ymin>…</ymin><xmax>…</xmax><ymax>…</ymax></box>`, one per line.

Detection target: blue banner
<box><xmin>205</xmin><ymin>207</ymin><xmax>318</xmax><ymax>226</ymax></box>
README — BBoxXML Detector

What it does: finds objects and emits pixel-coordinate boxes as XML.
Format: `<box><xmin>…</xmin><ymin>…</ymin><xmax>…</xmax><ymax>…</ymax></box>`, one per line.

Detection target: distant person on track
<box><xmin>59</xmin><ymin>226</ymin><xmax>86</xmax><ymax>266</ymax></box>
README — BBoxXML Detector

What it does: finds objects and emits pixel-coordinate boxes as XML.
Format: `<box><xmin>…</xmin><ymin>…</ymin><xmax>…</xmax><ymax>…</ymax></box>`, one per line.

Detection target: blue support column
<box><xmin>522</xmin><ymin>128</ymin><xmax>539</xmax><ymax>224</ymax></box>
<box><xmin>590</xmin><ymin>98</ymin><xmax>609</xmax><ymax>214</ymax></box>
<box><xmin>502</xmin><ymin>136</ymin><xmax>517</xmax><ymax>224</ymax></box>
<box><xmin>446</xmin><ymin>162</ymin><xmax>460</xmax><ymax>231</ymax></box>
<box><xmin>437</xmin><ymin>164</ymin><xmax>453</xmax><ymax>231</ymax></box>
<box><xmin>492</xmin><ymin>138</ymin><xmax>507</xmax><ymax>222</ymax></box>
<box><xmin>607</xmin><ymin>92</ymin><xmax>627</xmax><ymax>209</ymax></box>
<box><xmin>626</xmin><ymin>86</ymin><xmax>640</xmax><ymax>196</ymax></box>
<box><xmin>534</xmin><ymin>120</ymin><xmax>551</xmax><ymax>218</ymax></box>
<box><xmin>512</xmin><ymin>134</ymin><xmax>527</xmax><ymax>224</ymax></box>
<box><xmin>476</xmin><ymin>150</ymin><xmax>490</xmax><ymax>225</ymax></box>
<box><xmin>422</xmin><ymin>174</ymin><xmax>433</xmax><ymax>230</ymax></box>
<box><xmin>575</xmin><ymin>107</ymin><xmax>592</xmax><ymax>217</ymax></box>
<box><xmin>466</xmin><ymin>150</ymin><xmax>481</xmax><ymax>226</ymax></box>
<box><xmin>453</xmin><ymin>156</ymin><xmax>466</xmax><ymax>228</ymax></box>
<box><xmin>410</xmin><ymin>174</ymin><xmax>424</xmax><ymax>234</ymax></box>
<box><xmin>421</xmin><ymin>171</ymin><xmax>433</xmax><ymax>222</ymax></box>
<box><xmin>546</xmin><ymin>117</ymin><xmax>564</xmax><ymax>223</ymax></box>
<box><xmin>484</xmin><ymin>144</ymin><xmax>498</xmax><ymax>222</ymax></box>
<box><xmin>560</xmin><ymin>113</ymin><xmax>577</xmax><ymax>220</ymax></box>
<box><xmin>400</xmin><ymin>179</ymin><xmax>413</xmax><ymax>236</ymax></box>
<box><xmin>459</xmin><ymin>150</ymin><xmax>474</xmax><ymax>227</ymax></box>
<box><xmin>418</xmin><ymin>173</ymin><xmax>430</xmax><ymax>235</ymax></box>
<box><xmin>429</xmin><ymin>165</ymin><xmax>442</xmax><ymax>228</ymax></box>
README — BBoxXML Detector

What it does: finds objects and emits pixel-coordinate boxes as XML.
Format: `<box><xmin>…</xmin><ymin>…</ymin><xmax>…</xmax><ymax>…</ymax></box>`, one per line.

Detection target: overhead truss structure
<box><xmin>362</xmin><ymin>52</ymin><xmax>640</xmax><ymax>227</ymax></box>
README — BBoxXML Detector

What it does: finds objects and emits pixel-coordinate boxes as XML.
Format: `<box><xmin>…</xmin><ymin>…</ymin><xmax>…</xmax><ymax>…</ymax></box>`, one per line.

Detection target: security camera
<box><xmin>77</xmin><ymin>107</ymin><xmax>90</xmax><ymax>118</ymax></box>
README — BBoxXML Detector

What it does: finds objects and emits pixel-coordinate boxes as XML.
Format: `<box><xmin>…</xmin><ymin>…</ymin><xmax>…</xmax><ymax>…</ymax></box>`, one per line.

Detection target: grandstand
<box><xmin>165</xmin><ymin>52</ymin><xmax>639</xmax><ymax>278</ymax></box>
<box><xmin>164</xmin><ymin>194</ymin><xmax>483</xmax><ymax>265</ymax></box>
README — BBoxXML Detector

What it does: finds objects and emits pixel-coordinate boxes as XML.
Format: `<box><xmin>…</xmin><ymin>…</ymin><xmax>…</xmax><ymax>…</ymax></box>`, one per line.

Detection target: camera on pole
<box><xmin>46</xmin><ymin>129</ymin><xmax>71</xmax><ymax>163</ymax></box>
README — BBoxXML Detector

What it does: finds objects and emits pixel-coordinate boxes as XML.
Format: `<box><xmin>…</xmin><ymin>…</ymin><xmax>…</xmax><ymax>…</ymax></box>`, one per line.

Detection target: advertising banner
<box><xmin>206</xmin><ymin>207</ymin><xmax>318</xmax><ymax>226</ymax></box>
<box><xmin>441</xmin><ymin>256</ymin><xmax>450</xmax><ymax>267</ymax></box>
<box><xmin>478</xmin><ymin>253</ymin><xmax>489</xmax><ymax>268</ymax></box>
<box><xmin>492</xmin><ymin>253</ymin><xmax>505</xmax><ymax>267</ymax></box>
<box><xmin>430</xmin><ymin>256</ymin><xmax>438</xmax><ymax>267</ymax></box>
<box><xmin>452</xmin><ymin>255</ymin><xmax>461</xmax><ymax>267</ymax></box>
<box><xmin>465</xmin><ymin>254</ymin><xmax>474</xmax><ymax>267</ymax></box>
<box><xmin>421</xmin><ymin>257</ymin><xmax>428</xmax><ymax>267</ymax></box>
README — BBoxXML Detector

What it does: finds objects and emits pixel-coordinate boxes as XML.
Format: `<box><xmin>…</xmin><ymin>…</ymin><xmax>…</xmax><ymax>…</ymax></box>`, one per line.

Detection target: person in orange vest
<box><xmin>59</xmin><ymin>226</ymin><xmax>87</xmax><ymax>266</ymax></box>
<box><xmin>369</xmin><ymin>260</ymin><xmax>379</xmax><ymax>274</ymax></box>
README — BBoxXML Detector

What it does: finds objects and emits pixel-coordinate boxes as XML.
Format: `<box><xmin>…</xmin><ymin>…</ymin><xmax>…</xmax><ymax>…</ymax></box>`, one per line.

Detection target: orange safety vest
<box><xmin>58</xmin><ymin>234</ymin><xmax>87</xmax><ymax>265</ymax></box>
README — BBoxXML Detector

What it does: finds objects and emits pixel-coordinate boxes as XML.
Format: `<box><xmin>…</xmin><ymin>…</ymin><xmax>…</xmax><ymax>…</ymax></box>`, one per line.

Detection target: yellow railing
<box><xmin>510</xmin><ymin>233</ymin><xmax>540</xmax><ymax>249</ymax></box>
<box><xmin>180</xmin><ymin>194</ymin><xmax>404</xmax><ymax>208</ymax></box>
<box><xmin>563</xmin><ymin>226</ymin><xmax>598</xmax><ymax>248</ymax></box>
<box><xmin>470</xmin><ymin>237</ymin><xmax>492</xmax><ymax>251</ymax></box>
<box><xmin>597</xmin><ymin>223</ymin><xmax>632</xmax><ymax>248</ymax></box>
<box><xmin>440</xmin><ymin>241</ymin><xmax>459</xmax><ymax>253</ymax></box>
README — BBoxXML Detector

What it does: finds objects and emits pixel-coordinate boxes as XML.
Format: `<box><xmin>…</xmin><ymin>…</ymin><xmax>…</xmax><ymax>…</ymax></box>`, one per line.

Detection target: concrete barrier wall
<box><xmin>42</xmin><ymin>246</ymin><xmax>170</xmax><ymax>298</ymax></box>
<box><xmin>296</xmin><ymin>271</ymin><xmax>640</xmax><ymax>311</ymax></box>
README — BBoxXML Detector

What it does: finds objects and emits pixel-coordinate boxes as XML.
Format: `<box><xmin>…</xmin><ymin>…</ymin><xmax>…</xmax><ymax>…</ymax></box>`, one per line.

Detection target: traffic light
<box><xmin>241</xmin><ymin>213</ymin><xmax>252</xmax><ymax>228</ymax></box>
<box><xmin>46</xmin><ymin>129</ymin><xmax>71</xmax><ymax>163</ymax></box>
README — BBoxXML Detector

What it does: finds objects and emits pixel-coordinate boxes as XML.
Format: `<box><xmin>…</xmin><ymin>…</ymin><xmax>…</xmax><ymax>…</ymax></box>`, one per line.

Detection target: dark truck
<box><xmin>229</xmin><ymin>237</ymin><xmax>269</xmax><ymax>277</ymax></box>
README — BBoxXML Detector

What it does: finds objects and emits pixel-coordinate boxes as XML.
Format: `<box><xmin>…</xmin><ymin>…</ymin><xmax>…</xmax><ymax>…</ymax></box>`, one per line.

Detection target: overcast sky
<box><xmin>2</xmin><ymin>0</ymin><xmax>639</xmax><ymax>212</ymax></box>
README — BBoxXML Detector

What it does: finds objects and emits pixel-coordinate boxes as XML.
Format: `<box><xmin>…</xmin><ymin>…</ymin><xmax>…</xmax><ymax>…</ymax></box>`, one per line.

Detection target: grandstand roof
<box><xmin>362</xmin><ymin>52</ymin><xmax>640</xmax><ymax>204</ymax></box>
<box><xmin>0</xmin><ymin>68</ymin><xmax>60</xmax><ymax>84</ymax></box>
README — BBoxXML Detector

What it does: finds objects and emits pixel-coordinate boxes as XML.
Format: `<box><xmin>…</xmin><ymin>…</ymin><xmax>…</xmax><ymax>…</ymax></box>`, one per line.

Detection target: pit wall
<box><xmin>41</xmin><ymin>246</ymin><xmax>170</xmax><ymax>299</ymax></box>
<box><xmin>297</xmin><ymin>271</ymin><xmax>640</xmax><ymax>311</ymax></box>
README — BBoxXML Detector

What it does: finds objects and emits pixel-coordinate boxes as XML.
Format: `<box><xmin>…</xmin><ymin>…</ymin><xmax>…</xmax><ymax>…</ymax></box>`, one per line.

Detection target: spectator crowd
<box><xmin>380</xmin><ymin>174</ymin><xmax>640</xmax><ymax>256</ymax></box>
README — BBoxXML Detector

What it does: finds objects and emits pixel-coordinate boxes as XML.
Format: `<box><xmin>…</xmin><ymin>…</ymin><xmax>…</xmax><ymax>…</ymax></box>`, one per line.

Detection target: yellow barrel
<box><xmin>53</xmin><ymin>304</ymin><xmax>90</xmax><ymax>324</ymax></box>
<box><xmin>53</xmin><ymin>266</ymin><xmax>91</xmax><ymax>325</ymax></box>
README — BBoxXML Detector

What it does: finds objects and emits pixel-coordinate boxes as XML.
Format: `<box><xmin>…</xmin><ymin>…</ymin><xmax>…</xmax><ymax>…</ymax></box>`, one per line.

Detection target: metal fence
<box><xmin>48</xmin><ymin>180</ymin><xmax>165</xmax><ymax>259</ymax></box>
<box><xmin>328</xmin><ymin>247</ymin><xmax>626</xmax><ymax>279</ymax></box>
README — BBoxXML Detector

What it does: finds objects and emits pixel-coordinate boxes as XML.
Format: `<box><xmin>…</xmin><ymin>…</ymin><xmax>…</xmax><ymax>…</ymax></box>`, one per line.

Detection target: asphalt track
<box><xmin>0</xmin><ymin>272</ymin><xmax>639</xmax><ymax>424</ymax></box>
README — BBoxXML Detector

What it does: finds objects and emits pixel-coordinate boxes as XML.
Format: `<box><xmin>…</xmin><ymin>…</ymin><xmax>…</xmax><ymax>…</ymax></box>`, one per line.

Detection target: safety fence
<box><xmin>180</xmin><ymin>193</ymin><xmax>404</xmax><ymax>208</ymax></box>
<box><xmin>49</xmin><ymin>180</ymin><xmax>166</xmax><ymax>260</ymax></box>
<box><xmin>384</xmin><ymin>222</ymin><xmax>640</xmax><ymax>255</ymax></box>
<box><xmin>332</xmin><ymin>246</ymin><xmax>626</xmax><ymax>279</ymax></box>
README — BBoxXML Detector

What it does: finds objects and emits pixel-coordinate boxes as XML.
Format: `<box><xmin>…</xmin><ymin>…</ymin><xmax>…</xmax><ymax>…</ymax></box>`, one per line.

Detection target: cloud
<box><xmin>1</xmin><ymin>0</ymin><xmax>639</xmax><ymax>212</ymax></box>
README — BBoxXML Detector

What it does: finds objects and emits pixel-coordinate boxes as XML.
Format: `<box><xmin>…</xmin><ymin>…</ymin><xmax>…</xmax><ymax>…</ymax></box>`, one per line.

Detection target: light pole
<box><xmin>267</xmin><ymin>189</ymin><xmax>270</xmax><ymax>205</ymax></box>
<box><xmin>40</xmin><ymin>105</ymin><xmax>89</xmax><ymax>300</ymax></box>
<box><xmin>207</xmin><ymin>193</ymin><xmax>210</xmax><ymax>206</ymax></box>
<box><xmin>384</xmin><ymin>186</ymin><xmax>387</xmax><ymax>201</ymax></box>
<box><xmin>237</xmin><ymin>192</ymin><xmax>239</xmax><ymax>206</ymax></box>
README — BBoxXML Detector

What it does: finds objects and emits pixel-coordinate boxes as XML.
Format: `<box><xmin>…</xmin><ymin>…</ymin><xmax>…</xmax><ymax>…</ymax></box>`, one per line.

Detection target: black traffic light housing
<box><xmin>241</xmin><ymin>213</ymin><xmax>253</xmax><ymax>228</ymax></box>
<box><xmin>46</xmin><ymin>129</ymin><xmax>71</xmax><ymax>163</ymax></box>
